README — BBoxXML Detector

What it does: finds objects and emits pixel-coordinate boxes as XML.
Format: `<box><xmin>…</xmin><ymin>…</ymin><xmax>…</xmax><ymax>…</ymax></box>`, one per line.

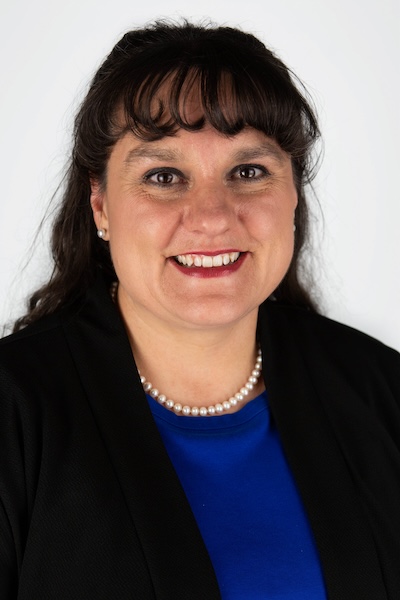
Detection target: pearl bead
<box><xmin>207</xmin><ymin>406</ymin><xmax>216</xmax><ymax>415</ymax></box>
<box><xmin>215</xmin><ymin>403</ymin><xmax>224</xmax><ymax>413</ymax></box>
<box><xmin>143</xmin><ymin>382</ymin><xmax>152</xmax><ymax>392</ymax></box>
<box><xmin>166</xmin><ymin>399</ymin><xmax>174</xmax><ymax>409</ymax></box>
<box><xmin>158</xmin><ymin>394</ymin><xmax>167</xmax><ymax>404</ymax></box>
<box><xmin>150</xmin><ymin>388</ymin><xmax>159</xmax><ymax>398</ymax></box>
<box><xmin>173</xmin><ymin>403</ymin><xmax>182</xmax><ymax>413</ymax></box>
<box><xmin>199</xmin><ymin>407</ymin><xmax>208</xmax><ymax>416</ymax></box>
<box><xmin>182</xmin><ymin>406</ymin><xmax>191</xmax><ymax>415</ymax></box>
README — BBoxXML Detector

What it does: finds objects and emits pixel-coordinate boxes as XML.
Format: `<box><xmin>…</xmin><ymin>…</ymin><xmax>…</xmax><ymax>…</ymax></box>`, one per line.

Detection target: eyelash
<box><xmin>142</xmin><ymin>163</ymin><xmax>270</xmax><ymax>187</ymax></box>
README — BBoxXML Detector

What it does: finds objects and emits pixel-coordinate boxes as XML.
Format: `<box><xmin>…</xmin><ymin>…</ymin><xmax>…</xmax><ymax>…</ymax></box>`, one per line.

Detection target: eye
<box><xmin>230</xmin><ymin>164</ymin><xmax>269</xmax><ymax>181</ymax></box>
<box><xmin>143</xmin><ymin>168</ymin><xmax>184</xmax><ymax>186</ymax></box>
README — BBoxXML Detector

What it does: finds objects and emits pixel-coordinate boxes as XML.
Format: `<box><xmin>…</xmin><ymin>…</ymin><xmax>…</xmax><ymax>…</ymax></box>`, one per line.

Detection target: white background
<box><xmin>1</xmin><ymin>0</ymin><xmax>399</xmax><ymax>350</ymax></box>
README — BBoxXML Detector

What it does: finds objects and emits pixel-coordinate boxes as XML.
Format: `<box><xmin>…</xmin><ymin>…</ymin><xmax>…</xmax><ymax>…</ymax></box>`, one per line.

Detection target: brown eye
<box><xmin>144</xmin><ymin>168</ymin><xmax>184</xmax><ymax>186</ymax></box>
<box><xmin>240</xmin><ymin>166</ymin><xmax>257</xmax><ymax>178</ymax></box>
<box><xmin>154</xmin><ymin>171</ymin><xmax>174</xmax><ymax>184</ymax></box>
<box><xmin>230</xmin><ymin>164</ymin><xmax>268</xmax><ymax>181</ymax></box>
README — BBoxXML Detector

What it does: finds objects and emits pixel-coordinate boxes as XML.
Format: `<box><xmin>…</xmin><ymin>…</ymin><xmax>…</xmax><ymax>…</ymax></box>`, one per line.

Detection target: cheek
<box><xmin>244</xmin><ymin>199</ymin><xmax>295</xmax><ymax>242</ymax></box>
<box><xmin>107</xmin><ymin>199</ymin><xmax>180</xmax><ymax>261</ymax></box>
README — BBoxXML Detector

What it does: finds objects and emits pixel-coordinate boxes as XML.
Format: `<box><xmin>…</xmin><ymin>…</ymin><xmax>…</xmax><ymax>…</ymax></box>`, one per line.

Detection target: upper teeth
<box><xmin>175</xmin><ymin>252</ymin><xmax>240</xmax><ymax>268</ymax></box>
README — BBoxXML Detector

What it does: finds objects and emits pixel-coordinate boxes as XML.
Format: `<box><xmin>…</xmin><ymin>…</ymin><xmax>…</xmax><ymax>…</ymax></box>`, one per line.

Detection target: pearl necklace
<box><xmin>110</xmin><ymin>282</ymin><xmax>263</xmax><ymax>416</ymax></box>
<box><xmin>140</xmin><ymin>348</ymin><xmax>262</xmax><ymax>416</ymax></box>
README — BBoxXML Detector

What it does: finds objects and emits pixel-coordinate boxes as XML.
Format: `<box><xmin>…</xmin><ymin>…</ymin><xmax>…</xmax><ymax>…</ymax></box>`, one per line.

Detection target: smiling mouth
<box><xmin>174</xmin><ymin>252</ymin><xmax>241</xmax><ymax>268</ymax></box>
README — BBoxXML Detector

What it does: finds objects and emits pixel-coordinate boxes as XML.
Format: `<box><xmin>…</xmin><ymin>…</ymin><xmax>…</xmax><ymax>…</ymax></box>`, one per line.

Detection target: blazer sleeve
<box><xmin>0</xmin><ymin>364</ymin><xmax>35</xmax><ymax>598</ymax></box>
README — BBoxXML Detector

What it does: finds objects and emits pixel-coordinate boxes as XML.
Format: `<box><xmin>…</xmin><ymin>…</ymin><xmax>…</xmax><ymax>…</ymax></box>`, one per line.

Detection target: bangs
<box><xmin>116</xmin><ymin>49</ymin><xmax>318</xmax><ymax>162</ymax></box>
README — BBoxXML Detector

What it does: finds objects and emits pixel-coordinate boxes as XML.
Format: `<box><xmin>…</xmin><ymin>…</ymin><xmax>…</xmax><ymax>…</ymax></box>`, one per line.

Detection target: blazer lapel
<box><xmin>62</xmin><ymin>276</ymin><xmax>221</xmax><ymax>600</ymax></box>
<box><xmin>258</xmin><ymin>302</ymin><xmax>388</xmax><ymax>599</ymax></box>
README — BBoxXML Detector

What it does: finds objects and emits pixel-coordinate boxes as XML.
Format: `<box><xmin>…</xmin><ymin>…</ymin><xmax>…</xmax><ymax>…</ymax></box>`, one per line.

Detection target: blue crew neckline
<box><xmin>146</xmin><ymin>390</ymin><xmax>269</xmax><ymax>432</ymax></box>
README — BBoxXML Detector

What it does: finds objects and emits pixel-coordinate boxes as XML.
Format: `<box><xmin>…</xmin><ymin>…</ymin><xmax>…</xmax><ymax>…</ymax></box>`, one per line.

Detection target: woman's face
<box><xmin>91</xmin><ymin>126</ymin><xmax>298</xmax><ymax>332</ymax></box>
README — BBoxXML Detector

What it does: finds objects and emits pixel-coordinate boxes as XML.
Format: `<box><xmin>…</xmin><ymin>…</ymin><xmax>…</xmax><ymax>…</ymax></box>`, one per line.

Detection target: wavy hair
<box><xmin>14</xmin><ymin>20</ymin><xmax>320</xmax><ymax>331</ymax></box>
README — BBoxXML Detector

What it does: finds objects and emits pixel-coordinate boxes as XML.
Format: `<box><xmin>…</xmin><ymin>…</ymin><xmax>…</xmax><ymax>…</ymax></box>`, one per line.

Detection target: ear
<box><xmin>90</xmin><ymin>177</ymin><xmax>109</xmax><ymax>240</ymax></box>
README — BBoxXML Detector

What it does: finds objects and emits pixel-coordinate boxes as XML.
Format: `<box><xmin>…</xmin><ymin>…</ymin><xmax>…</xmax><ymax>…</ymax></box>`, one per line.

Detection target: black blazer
<box><xmin>0</xmin><ymin>274</ymin><xmax>399</xmax><ymax>599</ymax></box>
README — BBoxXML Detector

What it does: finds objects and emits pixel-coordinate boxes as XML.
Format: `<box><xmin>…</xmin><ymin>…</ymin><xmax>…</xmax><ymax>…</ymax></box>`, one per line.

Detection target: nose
<box><xmin>182</xmin><ymin>187</ymin><xmax>235</xmax><ymax>236</ymax></box>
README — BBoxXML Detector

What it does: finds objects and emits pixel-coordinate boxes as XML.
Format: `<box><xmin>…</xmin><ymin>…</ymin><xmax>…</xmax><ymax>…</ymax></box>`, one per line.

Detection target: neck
<box><xmin>116</xmin><ymin>290</ymin><xmax>263</xmax><ymax>413</ymax></box>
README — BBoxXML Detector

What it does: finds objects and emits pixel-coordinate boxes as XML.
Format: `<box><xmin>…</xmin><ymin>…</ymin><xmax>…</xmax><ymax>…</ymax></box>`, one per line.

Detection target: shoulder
<box><xmin>0</xmin><ymin>274</ymin><xmax>121</xmax><ymax>393</ymax></box>
<box><xmin>261</xmin><ymin>300</ymin><xmax>399</xmax><ymax>357</ymax></box>
<box><xmin>259</xmin><ymin>302</ymin><xmax>400</xmax><ymax>463</ymax></box>
<box><xmin>1</xmin><ymin>311</ymin><xmax>63</xmax><ymax>347</ymax></box>
<box><xmin>0</xmin><ymin>311</ymin><xmax>66</xmax><ymax>367</ymax></box>
<box><xmin>0</xmin><ymin>301</ymin><xmax>88</xmax><ymax>399</ymax></box>
<box><xmin>259</xmin><ymin>301</ymin><xmax>400</xmax><ymax>395</ymax></box>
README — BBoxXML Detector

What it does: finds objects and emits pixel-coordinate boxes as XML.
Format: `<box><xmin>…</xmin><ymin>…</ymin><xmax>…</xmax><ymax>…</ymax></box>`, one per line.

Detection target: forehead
<box><xmin>113</xmin><ymin>126</ymin><xmax>289</xmax><ymax>168</ymax></box>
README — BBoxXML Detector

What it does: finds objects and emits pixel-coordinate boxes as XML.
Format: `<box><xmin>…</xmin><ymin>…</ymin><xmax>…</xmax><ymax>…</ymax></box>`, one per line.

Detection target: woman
<box><xmin>0</xmin><ymin>20</ymin><xmax>399</xmax><ymax>600</ymax></box>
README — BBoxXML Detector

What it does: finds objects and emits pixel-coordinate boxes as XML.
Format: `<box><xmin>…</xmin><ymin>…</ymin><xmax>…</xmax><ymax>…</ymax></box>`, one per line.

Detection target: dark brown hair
<box><xmin>14</xmin><ymin>20</ymin><xmax>320</xmax><ymax>331</ymax></box>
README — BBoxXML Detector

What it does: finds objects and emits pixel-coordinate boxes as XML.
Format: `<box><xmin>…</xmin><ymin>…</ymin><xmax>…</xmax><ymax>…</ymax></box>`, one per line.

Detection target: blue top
<box><xmin>148</xmin><ymin>391</ymin><xmax>327</xmax><ymax>599</ymax></box>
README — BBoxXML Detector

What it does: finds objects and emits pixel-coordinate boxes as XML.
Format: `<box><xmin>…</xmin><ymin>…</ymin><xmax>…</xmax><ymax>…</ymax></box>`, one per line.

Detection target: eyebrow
<box><xmin>123</xmin><ymin>140</ymin><xmax>287</xmax><ymax>167</ymax></box>
<box><xmin>232</xmin><ymin>142</ymin><xmax>286</xmax><ymax>165</ymax></box>
<box><xmin>124</xmin><ymin>146</ymin><xmax>183</xmax><ymax>166</ymax></box>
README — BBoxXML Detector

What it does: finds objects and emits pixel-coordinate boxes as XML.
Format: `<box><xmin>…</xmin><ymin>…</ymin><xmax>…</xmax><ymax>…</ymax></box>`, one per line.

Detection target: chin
<box><xmin>170</xmin><ymin>298</ymin><xmax>260</xmax><ymax>329</ymax></box>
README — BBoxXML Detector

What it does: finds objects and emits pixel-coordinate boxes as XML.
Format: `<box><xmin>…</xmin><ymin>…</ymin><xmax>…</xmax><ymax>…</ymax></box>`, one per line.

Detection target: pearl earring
<box><xmin>293</xmin><ymin>224</ymin><xmax>296</xmax><ymax>232</ymax></box>
<box><xmin>97</xmin><ymin>229</ymin><xmax>105</xmax><ymax>238</ymax></box>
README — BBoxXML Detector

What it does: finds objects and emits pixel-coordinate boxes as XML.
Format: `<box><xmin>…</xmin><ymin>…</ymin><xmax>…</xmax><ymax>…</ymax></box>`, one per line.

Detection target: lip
<box><xmin>170</xmin><ymin>251</ymin><xmax>247</xmax><ymax>278</ymax></box>
<box><xmin>178</xmin><ymin>249</ymin><xmax>242</xmax><ymax>256</ymax></box>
